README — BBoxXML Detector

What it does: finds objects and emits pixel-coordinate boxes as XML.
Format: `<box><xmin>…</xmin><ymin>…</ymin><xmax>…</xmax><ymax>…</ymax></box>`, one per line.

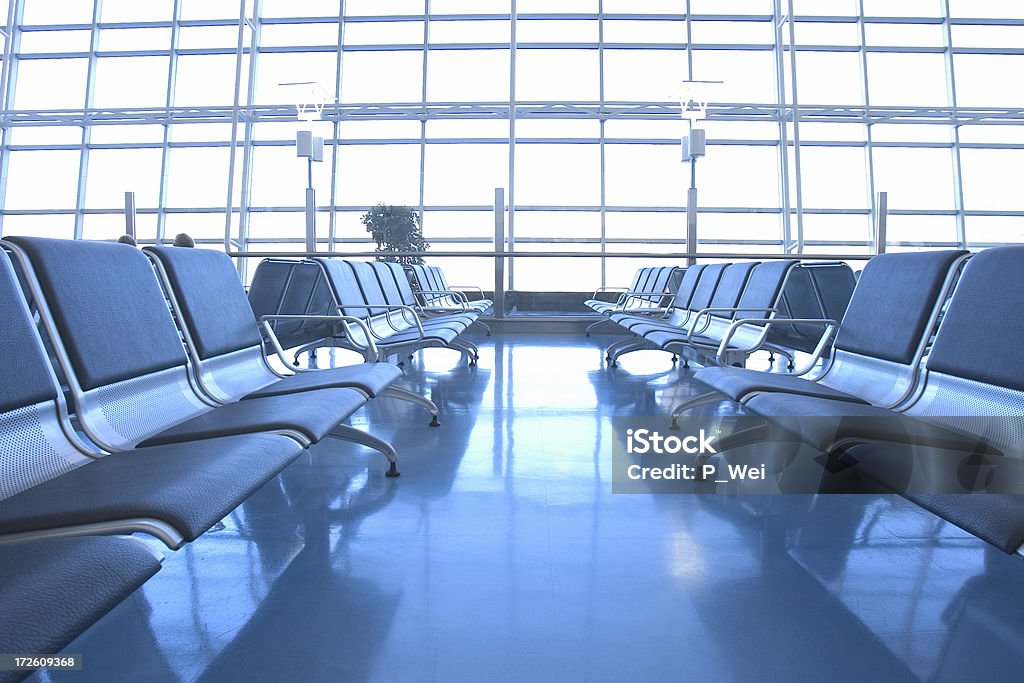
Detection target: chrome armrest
<box><xmin>716</xmin><ymin>317</ymin><xmax>839</xmax><ymax>373</ymax></box>
<box><xmin>686</xmin><ymin>307</ymin><xmax>779</xmax><ymax>343</ymax></box>
<box><xmin>259</xmin><ymin>314</ymin><xmax>378</xmax><ymax>365</ymax></box>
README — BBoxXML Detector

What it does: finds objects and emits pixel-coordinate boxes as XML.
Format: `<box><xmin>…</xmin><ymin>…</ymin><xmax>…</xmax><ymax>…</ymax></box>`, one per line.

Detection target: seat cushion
<box><xmin>744</xmin><ymin>394</ymin><xmax>984</xmax><ymax>452</ymax></box>
<box><xmin>382</xmin><ymin>326</ymin><xmax>460</xmax><ymax>346</ymax></box>
<box><xmin>0</xmin><ymin>433</ymin><xmax>301</xmax><ymax>542</ymax></box>
<box><xmin>0</xmin><ymin>537</ymin><xmax>161</xmax><ymax>669</ymax></box>
<box><xmin>244</xmin><ymin>363</ymin><xmax>402</xmax><ymax>400</ymax></box>
<box><xmin>139</xmin><ymin>388</ymin><xmax>365</xmax><ymax>447</ymax></box>
<box><xmin>694</xmin><ymin>366</ymin><xmax>869</xmax><ymax>403</ymax></box>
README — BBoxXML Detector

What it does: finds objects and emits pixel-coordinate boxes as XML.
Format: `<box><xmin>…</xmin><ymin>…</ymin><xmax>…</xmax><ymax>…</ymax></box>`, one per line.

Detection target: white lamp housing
<box><xmin>296</xmin><ymin>130</ymin><xmax>324</xmax><ymax>162</ymax></box>
<box><xmin>681</xmin><ymin>129</ymin><xmax>706</xmax><ymax>160</ymax></box>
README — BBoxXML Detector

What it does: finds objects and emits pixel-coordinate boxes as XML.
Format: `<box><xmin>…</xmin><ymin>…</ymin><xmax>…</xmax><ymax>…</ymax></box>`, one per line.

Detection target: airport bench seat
<box><xmin>0</xmin><ymin>537</ymin><xmax>161</xmax><ymax>683</ymax></box>
<box><xmin>0</xmin><ymin>434</ymin><xmax>301</xmax><ymax>544</ymax></box>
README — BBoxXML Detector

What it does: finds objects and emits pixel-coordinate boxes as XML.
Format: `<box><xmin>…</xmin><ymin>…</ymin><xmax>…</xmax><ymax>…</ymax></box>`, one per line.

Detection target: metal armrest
<box><xmin>416</xmin><ymin>289</ymin><xmax>470</xmax><ymax>310</ymax></box>
<box><xmin>325</xmin><ymin>304</ymin><xmax>428</xmax><ymax>343</ymax></box>
<box><xmin>259</xmin><ymin>314</ymin><xmax>378</xmax><ymax>365</ymax></box>
<box><xmin>591</xmin><ymin>286</ymin><xmax>628</xmax><ymax>300</ymax></box>
<box><xmin>716</xmin><ymin>317</ymin><xmax>839</xmax><ymax>373</ymax></box>
<box><xmin>686</xmin><ymin>307</ymin><xmax>779</xmax><ymax>343</ymax></box>
<box><xmin>448</xmin><ymin>284</ymin><xmax>486</xmax><ymax>300</ymax></box>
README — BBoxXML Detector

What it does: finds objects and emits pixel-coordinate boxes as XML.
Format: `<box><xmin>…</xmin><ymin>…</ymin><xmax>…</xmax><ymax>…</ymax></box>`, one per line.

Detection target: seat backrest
<box><xmin>639</xmin><ymin>266</ymin><xmax>676</xmax><ymax>304</ymax></box>
<box><xmin>370</xmin><ymin>261</ymin><xmax>409</xmax><ymax>307</ymax></box>
<box><xmin>273</xmin><ymin>261</ymin><xmax>322</xmax><ymax>338</ymax></box>
<box><xmin>909</xmin><ymin>246</ymin><xmax>1024</xmax><ymax>451</ymax></box>
<box><xmin>809</xmin><ymin>262</ymin><xmax>857</xmax><ymax>323</ymax></box>
<box><xmin>734</xmin><ymin>260</ymin><xmax>797</xmax><ymax>318</ymax></box>
<box><xmin>686</xmin><ymin>263</ymin><xmax>728</xmax><ymax>312</ymax></box>
<box><xmin>670</xmin><ymin>264</ymin><xmax>706</xmax><ymax>309</ymax></box>
<box><xmin>428</xmin><ymin>266</ymin><xmax>450</xmax><ymax>291</ymax></box>
<box><xmin>833</xmin><ymin>250</ymin><xmax>967</xmax><ymax>364</ymax></box>
<box><xmin>146</xmin><ymin>246</ymin><xmax>286</xmax><ymax>404</ymax></box>
<box><xmin>0</xmin><ymin>247</ymin><xmax>90</xmax><ymax>499</ymax></box>
<box><xmin>5</xmin><ymin>237</ymin><xmax>209</xmax><ymax>450</ymax></box>
<box><xmin>316</xmin><ymin>258</ymin><xmax>371</xmax><ymax>318</ymax></box>
<box><xmin>777</xmin><ymin>265</ymin><xmax>826</xmax><ymax>338</ymax></box>
<box><xmin>347</xmin><ymin>261</ymin><xmax>390</xmax><ymax>316</ymax></box>
<box><xmin>706</xmin><ymin>262</ymin><xmax>759</xmax><ymax>313</ymax></box>
<box><xmin>378</xmin><ymin>261</ymin><xmax>418</xmax><ymax>307</ymax></box>
<box><xmin>247</xmin><ymin>259</ymin><xmax>295</xmax><ymax>324</ymax></box>
<box><xmin>924</xmin><ymin>246</ymin><xmax>1024</xmax><ymax>391</ymax></box>
<box><xmin>147</xmin><ymin>246</ymin><xmax>264</xmax><ymax>362</ymax></box>
<box><xmin>818</xmin><ymin>249</ymin><xmax>967</xmax><ymax>408</ymax></box>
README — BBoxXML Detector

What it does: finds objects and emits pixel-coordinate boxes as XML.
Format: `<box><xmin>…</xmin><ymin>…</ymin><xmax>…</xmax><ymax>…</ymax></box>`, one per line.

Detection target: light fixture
<box><xmin>673</xmin><ymin>80</ymin><xmax>722</xmax><ymax>160</ymax></box>
<box><xmin>279</xmin><ymin>81</ymin><xmax>336</xmax><ymax>252</ymax></box>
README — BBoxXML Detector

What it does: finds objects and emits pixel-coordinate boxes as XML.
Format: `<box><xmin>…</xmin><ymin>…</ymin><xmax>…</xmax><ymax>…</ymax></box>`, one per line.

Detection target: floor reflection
<box><xmin>42</xmin><ymin>332</ymin><xmax>1024</xmax><ymax>683</ymax></box>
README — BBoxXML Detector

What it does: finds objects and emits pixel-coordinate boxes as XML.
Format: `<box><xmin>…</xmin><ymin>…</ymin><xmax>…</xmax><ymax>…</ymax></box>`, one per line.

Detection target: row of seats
<box><xmin>407</xmin><ymin>264</ymin><xmax>494</xmax><ymax>319</ymax></box>
<box><xmin>675</xmin><ymin>247</ymin><xmax>1024</xmax><ymax>556</ymax></box>
<box><xmin>584</xmin><ymin>266</ymin><xmax>683</xmax><ymax>334</ymax></box>
<box><xmin>0</xmin><ymin>237</ymin><xmax>448</xmax><ymax>676</ymax></box>
<box><xmin>249</xmin><ymin>258</ymin><xmax>485</xmax><ymax>366</ymax></box>
<box><xmin>600</xmin><ymin>260</ymin><xmax>855</xmax><ymax>370</ymax></box>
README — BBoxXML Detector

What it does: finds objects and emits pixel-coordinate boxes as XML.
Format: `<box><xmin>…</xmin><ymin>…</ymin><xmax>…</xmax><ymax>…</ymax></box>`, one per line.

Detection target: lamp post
<box><xmin>282</xmin><ymin>81</ymin><xmax>331</xmax><ymax>253</ymax></box>
<box><xmin>675</xmin><ymin>80</ymin><xmax>720</xmax><ymax>267</ymax></box>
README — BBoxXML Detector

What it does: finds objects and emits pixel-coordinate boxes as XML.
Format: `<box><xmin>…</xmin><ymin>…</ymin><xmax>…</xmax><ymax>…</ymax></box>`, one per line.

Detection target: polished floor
<box><xmin>40</xmin><ymin>333</ymin><xmax>1024</xmax><ymax>682</ymax></box>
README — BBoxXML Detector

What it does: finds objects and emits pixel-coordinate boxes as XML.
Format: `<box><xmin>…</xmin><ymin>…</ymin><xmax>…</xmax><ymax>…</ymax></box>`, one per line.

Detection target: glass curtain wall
<box><xmin>1</xmin><ymin>0</ymin><xmax>1023</xmax><ymax>290</ymax></box>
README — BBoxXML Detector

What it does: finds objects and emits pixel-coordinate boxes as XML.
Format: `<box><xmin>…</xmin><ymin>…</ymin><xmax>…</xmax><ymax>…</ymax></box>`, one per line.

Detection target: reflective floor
<box><xmin>41</xmin><ymin>332</ymin><xmax>1024</xmax><ymax>682</ymax></box>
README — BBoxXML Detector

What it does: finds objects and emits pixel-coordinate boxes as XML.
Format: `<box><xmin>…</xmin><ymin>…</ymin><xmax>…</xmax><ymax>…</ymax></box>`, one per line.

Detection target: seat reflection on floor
<box><xmin>41</xmin><ymin>333</ymin><xmax>1024</xmax><ymax>683</ymax></box>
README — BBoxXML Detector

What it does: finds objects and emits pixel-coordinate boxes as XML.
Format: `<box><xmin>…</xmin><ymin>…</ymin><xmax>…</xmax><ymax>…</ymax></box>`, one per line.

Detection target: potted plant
<box><xmin>362</xmin><ymin>203</ymin><xmax>429</xmax><ymax>265</ymax></box>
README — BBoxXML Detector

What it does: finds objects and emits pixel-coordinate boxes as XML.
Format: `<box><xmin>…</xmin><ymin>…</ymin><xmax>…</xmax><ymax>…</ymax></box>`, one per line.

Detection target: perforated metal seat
<box><xmin>0</xmin><ymin>245</ymin><xmax>304</xmax><ymax>547</ymax></box>
<box><xmin>5</xmin><ymin>237</ymin><xmax>402</xmax><ymax>476</ymax></box>
<box><xmin>674</xmin><ymin>250</ymin><xmax>970</xmax><ymax>422</ymax></box>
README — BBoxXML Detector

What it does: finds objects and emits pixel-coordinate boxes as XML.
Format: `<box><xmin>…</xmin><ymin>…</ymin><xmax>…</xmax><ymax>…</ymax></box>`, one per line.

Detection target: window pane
<box><xmin>175</xmin><ymin>55</ymin><xmax>246</xmax><ymax>107</ymax></box>
<box><xmin>692</xmin><ymin>50</ymin><xmax>776</xmax><ymax>104</ymax></box>
<box><xmin>516</xmin><ymin>50</ymin><xmax>598</xmax><ymax>101</ymax></box>
<box><xmin>85</xmin><ymin>149</ymin><xmax>163</xmax><ymax>209</ymax></box>
<box><xmin>699</xmin><ymin>146</ymin><xmax>780</xmax><ymax>208</ymax></box>
<box><xmin>166</xmin><ymin>148</ymin><xmax>231</xmax><ymax>208</ymax></box>
<box><xmin>5</xmin><ymin>151</ymin><xmax>81</xmax><ymax>210</ymax></box>
<box><xmin>423</xmin><ymin>144</ymin><xmax>508</xmax><ymax>206</ymax></box>
<box><xmin>0</xmin><ymin>215</ymin><xmax>75</xmax><ymax>239</ymax></box>
<box><xmin>603</xmin><ymin>49</ymin><xmax>686</xmax><ymax>102</ymax></box>
<box><xmin>93</xmin><ymin>57</ymin><xmax>170</xmax><ymax>108</ymax></box>
<box><xmin>797</xmin><ymin>147</ymin><xmax>869</xmax><ymax>209</ymax></box>
<box><xmin>339</xmin><ymin>51</ymin><xmax>423</xmax><ymax>103</ymax></box>
<box><xmin>954</xmin><ymin>55</ymin><xmax>1024</xmax><ymax>108</ymax></box>
<box><xmin>961</xmin><ymin>149</ymin><xmax>1024</xmax><ymax>212</ymax></box>
<box><xmin>515</xmin><ymin>144</ymin><xmax>600</xmax><ymax>206</ymax></box>
<box><xmin>793</xmin><ymin>52</ymin><xmax>863</xmax><ymax>105</ymax></box>
<box><xmin>22</xmin><ymin>0</ymin><xmax>93</xmax><ymax>25</ymax></box>
<box><xmin>256</xmin><ymin>52</ymin><xmax>338</xmax><ymax>104</ymax></box>
<box><xmin>866</xmin><ymin>53</ymin><xmax>948</xmax><ymax>107</ymax></box>
<box><xmin>14</xmin><ymin>59</ymin><xmax>88</xmax><ymax>108</ymax></box>
<box><xmin>872</xmin><ymin>147</ymin><xmax>955</xmax><ymax>211</ymax></box>
<box><xmin>336</xmin><ymin>144</ymin><xmax>421</xmax><ymax>206</ymax></box>
<box><xmin>605</xmin><ymin>144</ymin><xmax>686</xmax><ymax>207</ymax></box>
<box><xmin>427</xmin><ymin>50</ymin><xmax>510</xmax><ymax>101</ymax></box>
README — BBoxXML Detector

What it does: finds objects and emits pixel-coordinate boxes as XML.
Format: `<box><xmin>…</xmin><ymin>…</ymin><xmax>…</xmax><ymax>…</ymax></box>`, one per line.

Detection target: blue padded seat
<box><xmin>693</xmin><ymin>366</ymin><xmax>869</xmax><ymax>404</ymax></box>
<box><xmin>243</xmin><ymin>363</ymin><xmax>402</xmax><ymax>401</ymax></box>
<box><xmin>842</xmin><ymin>442</ymin><xmax>1024</xmax><ymax>554</ymax></box>
<box><xmin>925</xmin><ymin>245</ymin><xmax>1024</xmax><ymax>391</ymax></box>
<box><xmin>0</xmin><ymin>251</ymin><xmax>57</xmax><ymax>414</ymax></box>
<box><xmin>137</xmin><ymin>387</ymin><xmax>365</xmax><ymax>447</ymax></box>
<box><xmin>742</xmin><ymin>392</ymin><xmax>982</xmax><ymax>452</ymax></box>
<box><xmin>147</xmin><ymin>247</ymin><xmax>403</xmax><ymax>399</ymax></box>
<box><xmin>6</xmin><ymin>237</ymin><xmax>187</xmax><ymax>392</ymax></box>
<box><xmin>0</xmin><ymin>537</ymin><xmax>160</xmax><ymax>683</ymax></box>
<box><xmin>0</xmin><ymin>434</ymin><xmax>301</xmax><ymax>542</ymax></box>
